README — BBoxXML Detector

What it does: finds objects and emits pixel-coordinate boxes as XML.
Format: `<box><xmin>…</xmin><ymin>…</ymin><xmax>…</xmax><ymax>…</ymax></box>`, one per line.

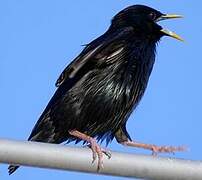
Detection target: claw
<box><xmin>101</xmin><ymin>148</ymin><xmax>111</xmax><ymax>159</ymax></box>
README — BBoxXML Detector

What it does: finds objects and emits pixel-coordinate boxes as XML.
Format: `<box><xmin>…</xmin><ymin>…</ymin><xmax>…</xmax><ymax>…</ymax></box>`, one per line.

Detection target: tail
<box><xmin>8</xmin><ymin>165</ymin><xmax>19</xmax><ymax>175</ymax></box>
<box><xmin>8</xmin><ymin>136</ymin><xmax>65</xmax><ymax>175</ymax></box>
<box><xmin>8</xmin><ymin>105</ymin><xmax>67</xmax><ymax>175</ymax></box>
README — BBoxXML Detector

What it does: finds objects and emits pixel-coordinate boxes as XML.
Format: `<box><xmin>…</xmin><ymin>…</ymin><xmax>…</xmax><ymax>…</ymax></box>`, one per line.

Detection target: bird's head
<box><xmin>111</xmin><ymin>5</ymin><xmax>183</xmax><ymax>42</ymax></box>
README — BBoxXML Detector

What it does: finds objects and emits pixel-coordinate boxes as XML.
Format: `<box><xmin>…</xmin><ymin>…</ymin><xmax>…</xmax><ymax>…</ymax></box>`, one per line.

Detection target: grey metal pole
<box><xmin>0</xmin><ymin>138</ymin><xmax>202</xmax><ymax>179</ymax></box>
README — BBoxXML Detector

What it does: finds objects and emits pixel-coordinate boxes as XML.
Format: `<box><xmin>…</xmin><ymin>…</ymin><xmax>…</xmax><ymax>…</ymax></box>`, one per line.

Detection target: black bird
<box><xmin>9</xmin><ymin>5</ymin><xmax>184</xmax><ymax>174</ymax></box>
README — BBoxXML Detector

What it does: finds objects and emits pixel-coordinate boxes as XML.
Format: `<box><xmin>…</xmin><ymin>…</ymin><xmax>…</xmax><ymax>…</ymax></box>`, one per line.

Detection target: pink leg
<box><xmin>68</xmin><ymin>130</ymin><xmax>110</xmax><ymax>171</ymax></box>
<box><xmin>121</xmin><ymin>140</ymin><xmax>186</xmax><ymax>155</ymax></box>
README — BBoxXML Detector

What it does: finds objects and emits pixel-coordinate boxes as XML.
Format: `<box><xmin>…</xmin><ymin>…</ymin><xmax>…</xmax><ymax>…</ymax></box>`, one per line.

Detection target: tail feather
<box><xmin>8</xmin><ymin>165</ymin><xmax>19</xmax><ymax>175</ymax></box>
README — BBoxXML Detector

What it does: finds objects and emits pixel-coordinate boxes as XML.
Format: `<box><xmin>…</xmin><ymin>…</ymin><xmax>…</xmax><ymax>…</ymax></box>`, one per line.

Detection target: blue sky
<box><xmin>1</xmin><ymin>1</ymin><xmax>201</xmax><ymax>179</ymax></box>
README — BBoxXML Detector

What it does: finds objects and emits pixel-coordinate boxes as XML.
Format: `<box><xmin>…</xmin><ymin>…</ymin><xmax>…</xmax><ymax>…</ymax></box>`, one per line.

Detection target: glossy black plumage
<box><xmin>9</xmin><ymin>5</ymin><xmax>183</xmax><ymax>174</ymax></box>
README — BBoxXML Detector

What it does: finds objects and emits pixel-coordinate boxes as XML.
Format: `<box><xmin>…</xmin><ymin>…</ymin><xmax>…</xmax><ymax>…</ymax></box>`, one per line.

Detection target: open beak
<box><xmin>156</xmin><ymin>14</ymin><xmax>184</xmax><ymax>41</ymax></box>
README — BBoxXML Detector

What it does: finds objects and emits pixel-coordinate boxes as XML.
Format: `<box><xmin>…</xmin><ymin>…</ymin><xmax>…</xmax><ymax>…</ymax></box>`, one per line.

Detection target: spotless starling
<box><xmin>9</xmin><ymin>5</ymin><xmax>184</xmax><ymax>174</ymax></box>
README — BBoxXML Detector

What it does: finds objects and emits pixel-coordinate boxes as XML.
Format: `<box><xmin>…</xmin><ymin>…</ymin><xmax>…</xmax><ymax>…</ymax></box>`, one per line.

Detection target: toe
<box><xmin>95</xmin><ymin>145</ymin><xmax>104</xmax><ymax>171</ymax></box>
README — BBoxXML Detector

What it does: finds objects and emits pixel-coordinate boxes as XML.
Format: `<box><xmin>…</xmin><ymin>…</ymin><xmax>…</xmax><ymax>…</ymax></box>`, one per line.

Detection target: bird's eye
<box><xmin>149</xmin><ymin>12</ymin><xmax>156</xmax><ymax>20</ymax></box>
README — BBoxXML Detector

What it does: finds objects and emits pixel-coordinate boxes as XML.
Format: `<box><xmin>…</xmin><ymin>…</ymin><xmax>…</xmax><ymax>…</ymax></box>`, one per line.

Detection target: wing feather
<box><xmin>55</xmin><ymin>27</ymin><xmax>134</xmax><ymax>87</ymax></box>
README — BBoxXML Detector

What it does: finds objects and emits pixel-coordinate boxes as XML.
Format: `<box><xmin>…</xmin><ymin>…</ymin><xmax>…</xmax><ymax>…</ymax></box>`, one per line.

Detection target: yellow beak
<box><xmin>160</xmin><ymin>29</ymin><xmax>184</xmax><ymax>41</ymax></box>
<box><xmin>157</xmin><ymin>14</ymin><xmax>184</xmax><ymax>41</ymax></box>
<box><xmin>157</xmin><ymin>14</ymin><xmax>183</xmax><ymax>21</ymax></box>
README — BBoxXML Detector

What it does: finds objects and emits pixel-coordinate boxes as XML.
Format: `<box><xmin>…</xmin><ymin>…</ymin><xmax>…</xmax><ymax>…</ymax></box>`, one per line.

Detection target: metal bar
<box><xmin>0</xmin><ymin>138</ymin><xmax>202</xmax><ymax>179</ymax></box>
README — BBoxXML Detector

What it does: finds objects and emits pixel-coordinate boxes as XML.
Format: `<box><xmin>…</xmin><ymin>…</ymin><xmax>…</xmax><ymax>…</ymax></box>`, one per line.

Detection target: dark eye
<box><xmin>149</xmin><ymin>12</ymin><xmax>156</xmax><ymax>20</ymax></box>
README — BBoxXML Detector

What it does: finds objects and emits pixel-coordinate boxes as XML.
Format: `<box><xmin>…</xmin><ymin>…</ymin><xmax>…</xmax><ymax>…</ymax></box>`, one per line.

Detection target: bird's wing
<box><xmin>55</xmin><ymin>27</ymin><xmax>134</xmax><ymax>87</ymax></box>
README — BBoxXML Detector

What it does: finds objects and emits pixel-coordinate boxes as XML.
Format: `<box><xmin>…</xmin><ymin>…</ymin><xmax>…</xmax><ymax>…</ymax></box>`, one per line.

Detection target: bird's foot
<box><xmin>122</xmin><ymin>140</ymin><xmax>186</xmax><ymax>155</ymax></box>
<box><xmin>149</xmin><ymin>144</ymin><xmax>186</xmax><ymax>155</ymax></box>
<box><xmin>69</xmin><ymin>130</ymin><xmax>110</xmax><ymax>171</ymax></box>
<box><xmin>85</xmin><ymin>145</ymin><xmax>111</xmax><ymax>160</ymax></box>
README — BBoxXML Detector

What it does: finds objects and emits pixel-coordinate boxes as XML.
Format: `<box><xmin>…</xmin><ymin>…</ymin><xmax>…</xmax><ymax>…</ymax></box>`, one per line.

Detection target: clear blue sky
<box><xmin>1</xmin><ymin>1</ymin><xmax>201</xmax><ymax>179</ymax></box>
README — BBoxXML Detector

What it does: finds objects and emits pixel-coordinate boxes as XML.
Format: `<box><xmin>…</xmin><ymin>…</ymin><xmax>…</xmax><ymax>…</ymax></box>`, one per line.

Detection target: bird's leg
<box><xmin>68</xmin><ymin>130</ymin><xmax>109</xmax><ymax>171</ymax></box>
<box><xmin>121</xmin><ymin>140</ymin><xmax>186</xmax><ymax>155</ymax></box>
